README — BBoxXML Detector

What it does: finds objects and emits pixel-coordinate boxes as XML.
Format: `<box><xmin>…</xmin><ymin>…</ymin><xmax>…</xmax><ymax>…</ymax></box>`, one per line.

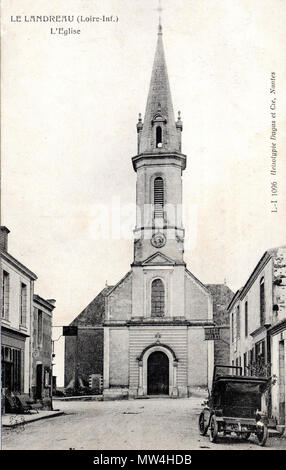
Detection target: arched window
<box><xmin>151</xmin><ymin>279</ymin><xmax>165</xmax><ymax>317</ymax></box>
<box><xmin>260</xmin><ymin>277</ymin><xmax>265</xmax><ymax>325</ymax></box>
<box><xmin>156</xmin><ymin>126</ymin><xmax>162</xmax><ymax>148</ymax></box>
<box><xmin>154</xmin><ymin>177</ymin><xmax>164</xmax><ymax>218</ymax></box>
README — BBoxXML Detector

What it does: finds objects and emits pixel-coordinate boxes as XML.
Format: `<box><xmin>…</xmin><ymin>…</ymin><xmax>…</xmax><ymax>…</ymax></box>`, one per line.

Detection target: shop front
<box><xmin>1</xmin><ymin>327</ymin><xmax>27</xmax><ymax>394</ymax></box>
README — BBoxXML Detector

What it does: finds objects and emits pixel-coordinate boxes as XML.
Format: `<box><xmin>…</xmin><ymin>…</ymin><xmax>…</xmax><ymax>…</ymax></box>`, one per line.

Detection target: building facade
<box><xmin>31</xmin><ymin>295</ymin><xmax>55</xmax><ymax>407</ymax></box>
<box><xmin>1</xmin><ymin>226</ymin><xmax>55</xmax><ymax>411</ymax></box>
<box><xmin>65</xmin><ymin>25</ymin><xmax>233</xmax><ymax>399</ymax></box>
<box><xmin>1</xmin><ymin>226</ymin><xmax>37</xmax><ymax>395</ymax></box>
<box><xmin>206</xmin><ymin>284</ymin><xmax>234</xmax><ymax>367</ymax></box>
<box><xmin>228</xmin><ymin>246</ymin><xmax>286</xmax><ymax>427</ymax></box>
<box><xmin>65</xmin><ymin>287</ymin><xmax>108</xmax><ymax>393</ymax></box>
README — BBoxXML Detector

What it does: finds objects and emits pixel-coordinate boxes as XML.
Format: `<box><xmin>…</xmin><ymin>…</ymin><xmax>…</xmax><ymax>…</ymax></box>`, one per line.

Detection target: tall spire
<box><xmin>138</xmin><ymin>21</ymin><xmax>181</xmax><ymax>154</ymax></box>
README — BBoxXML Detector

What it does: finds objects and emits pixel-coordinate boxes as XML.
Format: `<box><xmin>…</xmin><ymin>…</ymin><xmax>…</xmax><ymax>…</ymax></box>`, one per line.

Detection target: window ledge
<box><xmin>19</xmin><ymin>324</ymin><xmax>28</xmax><ymax>331</ymax></box>
<box><xmin>1</xmin><ymin>318</ymin><xmax>10</xmax><ymax>324</ymax></box>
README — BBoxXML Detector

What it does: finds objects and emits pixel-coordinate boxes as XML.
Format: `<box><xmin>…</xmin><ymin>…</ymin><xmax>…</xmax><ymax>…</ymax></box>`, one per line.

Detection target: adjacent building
<box><xmin>228</xmin><ymin>246</ymin><xmax>286</xmax><ymax>427</ymax></box>
<box><xmin>64</xmin><ymin>286</ymin><xmax>108</xmax><ymax>394</ymax></box>
<box><xmin>1</xmin><ymin>226</ymin><xmax>37</xmax><ymax>395</ymax></box>
<box><xmin>206</xmin><ymin>284</ymin><xmax>234</xmax><ymax>367</ymax></box>
<box><xmin>1</xmin><ymin>226</ymin><xmax>55</xmax><ymax>410</ymax></box>
<box><xmin>31</xmin><ymin>295</ymin><xmax>55</xmax><ymax>407</ymax></box>
<box><xmin>65</xmin><ymin>24</ymin><xmax>233</xmax><ymax>399</ymax></box>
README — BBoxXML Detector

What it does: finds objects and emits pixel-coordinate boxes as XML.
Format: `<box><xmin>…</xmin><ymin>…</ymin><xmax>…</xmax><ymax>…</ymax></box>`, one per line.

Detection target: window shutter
<box><xmin>20</xmin><ymin>283</ymin><xmax>27</xmax><ymax>326</ymax></box>
<box><xmin>154</xmin><ymin>177</ymin><xmax>164</xmax><ymax>218</ymax></box>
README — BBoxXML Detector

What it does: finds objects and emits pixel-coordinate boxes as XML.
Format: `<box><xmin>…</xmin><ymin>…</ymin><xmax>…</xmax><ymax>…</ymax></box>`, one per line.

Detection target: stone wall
<box><xmin>214</xmin><ymin>326</ymin><xmax>230</xmax><ymax>366</ymax></box>
<box><xmin>64</xmin><ymin>286</ymin><xmax>111</xmax><ymax>390</ymax></box>
<box><xmin>64</xmin><ymin>328</ymin><xmax>103</xmax><ymax>389</ymax></box>
<box><xmin>273</xmin><ymin>247</ymin><xmax>286</xmax><ymax>323</ymax></box>
<box><xmin>109</xmin><ymin>328</ymin><xmax>129</xmax><ymax>387</ymax></box>
<box><xmin>185</xmin><ymin>271</ymin><xmax>211</xmax><ymax>320</ymax></box>
<box><xmin>187</xmin><ymin>327</ymin><xmax>208</xmax><ymax>388</ymax></box>
<box><xmin>206</xmin><ymin>284</ymin><xmax>234</xmax><ymax>368</ymax></box>
<box><xmin>107</xmin><ymin>273</ymin><xmax>132</xmax><ymax>321</ymax></box>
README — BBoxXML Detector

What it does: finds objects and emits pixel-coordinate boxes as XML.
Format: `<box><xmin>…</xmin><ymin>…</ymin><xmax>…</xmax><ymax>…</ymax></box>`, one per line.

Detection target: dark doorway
<box><xmin>2</xmin><ymin>362</ymin><xmax>12</xmax><ymax>391</ymax></box>
<box><xmin>36</xmin><ymin>364</ymin><xmax>43</xmax><ymax>399</ymax></box>
<box><xmin>147</xmin><ymin>351</ymin><xmax>169</xmax><ymax>395</ymax></box>
<box><xmin>1</xmin><ymin>346</ymin><xmax>22</xmax><ymax>392</ymax></box>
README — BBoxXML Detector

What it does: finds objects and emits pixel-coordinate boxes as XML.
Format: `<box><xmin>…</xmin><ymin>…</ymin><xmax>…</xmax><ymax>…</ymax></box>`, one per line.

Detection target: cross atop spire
<box><xmin>157</xmin><ymin>0</ymin><xmax>163</xmax><ymax>35</ymax></box>
<box><xmin>137</xmin><ymin>19</ymin><xmax>181</xmax><ymax>154</ymax></box>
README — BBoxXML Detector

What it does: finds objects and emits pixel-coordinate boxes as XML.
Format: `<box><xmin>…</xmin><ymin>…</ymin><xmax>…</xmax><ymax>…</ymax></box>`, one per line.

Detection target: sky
<box><xmin>2</xmin><ymin>0</ymin><xmax>286</xmax><ymax>386</ymax></box>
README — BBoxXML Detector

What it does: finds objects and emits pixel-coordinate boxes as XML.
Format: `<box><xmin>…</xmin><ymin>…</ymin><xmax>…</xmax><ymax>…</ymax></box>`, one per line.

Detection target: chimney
<box><xmin>0</xmin><ymin>226</ymin><xmax>10</xmax><ymax>251</ymax></box>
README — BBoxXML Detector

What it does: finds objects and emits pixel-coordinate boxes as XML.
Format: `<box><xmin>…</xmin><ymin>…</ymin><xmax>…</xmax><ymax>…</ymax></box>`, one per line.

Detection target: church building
<box><xmin>65</xmin><ymin>24</ymin><xmax>231</xmax><ymax>399</ymax></box>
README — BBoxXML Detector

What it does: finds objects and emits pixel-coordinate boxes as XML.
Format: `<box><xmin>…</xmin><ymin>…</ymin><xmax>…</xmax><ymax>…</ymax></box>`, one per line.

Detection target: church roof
<box><xmin>70</xmin><ymin>285</ymin><xmax>113</xmax><ymax>326</ymax></box>
<box><xmin>206</xmin><ymin>283</ymin><xmax>234</xmax><ymax>297</ymax></box>
<box><xmin>185</xmin><ymin>268</ymin><xmax>211</xmax><ymax>295</ymax></box>
<box><xmin>205</xmin><ymin>284</ymin><xmax>234</xmax><ymax>325</ymax></box>
<box><xmin>139</xmin><ymin>25</ymin><xmax>180</xmax><ymax>153</ymax></box>
<box><xmin>105</xmin><ymin>271</ymin><xmax>132</xmax><ymax>296</ymax></box>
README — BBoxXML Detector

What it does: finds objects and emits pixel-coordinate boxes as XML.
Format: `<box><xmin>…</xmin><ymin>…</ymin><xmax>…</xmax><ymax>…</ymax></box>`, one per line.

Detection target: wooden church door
<box><xmin>147</xmin><ymin>351</ymin><xmax>169</xmax><ymax>395</ymax></box>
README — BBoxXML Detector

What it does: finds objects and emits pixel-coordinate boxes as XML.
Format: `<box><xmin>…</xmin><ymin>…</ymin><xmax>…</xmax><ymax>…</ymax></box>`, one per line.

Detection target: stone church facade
<box><xmin>65</xmin><ymin>25</ymin><xmax>232</xmax><ymax>398</ymax></box>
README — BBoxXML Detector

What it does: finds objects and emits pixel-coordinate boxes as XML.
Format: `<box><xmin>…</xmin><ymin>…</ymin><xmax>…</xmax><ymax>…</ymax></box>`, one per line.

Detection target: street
<box><xmin>2</xmin><ymin>396</ymin><xmax>286</xmax><ymax>450</ymax></box>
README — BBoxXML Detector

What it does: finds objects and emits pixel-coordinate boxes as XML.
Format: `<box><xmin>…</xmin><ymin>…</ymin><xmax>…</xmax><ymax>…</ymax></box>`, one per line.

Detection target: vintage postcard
<box><xmin>1</xmin><ymin>0</ymin><xmax>286</xmax><ymax>458</ymax></box>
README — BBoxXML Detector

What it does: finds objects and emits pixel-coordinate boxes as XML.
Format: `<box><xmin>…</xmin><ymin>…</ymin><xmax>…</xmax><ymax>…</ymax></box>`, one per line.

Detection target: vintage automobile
<box><xmin>198</xmin><ymin>365</ymin><xmax>270</xmax><ymax>446</ymax></box>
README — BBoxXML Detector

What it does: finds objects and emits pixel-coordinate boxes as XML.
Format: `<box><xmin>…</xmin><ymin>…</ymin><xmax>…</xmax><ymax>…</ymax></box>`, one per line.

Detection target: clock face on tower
<box><xmin>151</xmin><ymin>232</ymin><xmax>166</xmax><ymax>248</ymax></box>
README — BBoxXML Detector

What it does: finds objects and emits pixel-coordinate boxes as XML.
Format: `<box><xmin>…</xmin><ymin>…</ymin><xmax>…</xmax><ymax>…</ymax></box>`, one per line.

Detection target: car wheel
<box><xmin>209</xmin><ymin>415</ymin><xmax>218</xmax><ymax>443</ymax></box>
<box><xmin>256</xmin><ymin>424</ymin><xmax>268</xmax><ymax>446</ymax></box>
<box><xmin>198</xmin><ymin>412</ymin><xmax>208</xmax><ymax>436</ymax></box>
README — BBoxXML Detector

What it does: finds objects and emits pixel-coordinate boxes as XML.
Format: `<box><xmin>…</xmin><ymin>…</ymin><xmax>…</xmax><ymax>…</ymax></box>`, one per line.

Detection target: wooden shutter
<box><xmin>154</xmin><ymin>177</ymin><xmax>164</xmax><ymax>218</ymax></box>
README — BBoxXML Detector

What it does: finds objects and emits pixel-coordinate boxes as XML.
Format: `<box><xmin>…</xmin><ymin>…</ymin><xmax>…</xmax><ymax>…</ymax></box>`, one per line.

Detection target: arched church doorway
<box><xmin>147</xmin><ymin>351</ymin><xmax>169</xmax><ymax>395</ymax></box>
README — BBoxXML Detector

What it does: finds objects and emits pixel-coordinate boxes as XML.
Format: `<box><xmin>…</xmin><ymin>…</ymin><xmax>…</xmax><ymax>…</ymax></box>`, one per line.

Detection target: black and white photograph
<box><xmin>1</xmin><ymin>0</ymin><xmax>286</xmax><ymax>460</ymax></box>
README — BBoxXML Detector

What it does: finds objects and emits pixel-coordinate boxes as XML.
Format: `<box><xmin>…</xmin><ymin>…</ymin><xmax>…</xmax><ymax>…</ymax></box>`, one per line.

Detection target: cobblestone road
<box><xmin>2</xmin><ymin>396</ymin><xmax>286</xmax><ymax>450</ymax></box>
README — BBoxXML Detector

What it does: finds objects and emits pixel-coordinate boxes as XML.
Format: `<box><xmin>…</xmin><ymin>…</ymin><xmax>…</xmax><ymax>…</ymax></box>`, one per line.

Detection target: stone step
<box><xmin>54</xmin><ymin>395</ymin><xmax>103</xmax><ymax>401</ymax></box>
<box><xmin>103</xmin><ymin>388</ymin><xmax>129</xmax><ymax>400</ymax></box>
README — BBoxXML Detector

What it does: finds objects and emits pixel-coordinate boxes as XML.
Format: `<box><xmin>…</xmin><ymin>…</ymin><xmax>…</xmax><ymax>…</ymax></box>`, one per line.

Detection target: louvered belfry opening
<box><xmin>151</xmin><ymin>279</ymin><xmax>165</xmax><ymax>317</ymax></box>
<box><xmin>154</xmin><ymin>177</ymin><xmax>164</xmax><ymax>218</ymax></box>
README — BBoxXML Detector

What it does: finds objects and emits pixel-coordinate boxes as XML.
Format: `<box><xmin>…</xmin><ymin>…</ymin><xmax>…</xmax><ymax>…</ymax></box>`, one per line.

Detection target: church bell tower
<box><xmin>66</xmin><ymin>7</ymin><xmax>215</xmax><ymax>400</ymax></box>
<box><xmin>132</xmin><ymin>23</ymin><xmax>187</xmax><ymax>266</ymax></box>
<box><xmin>100</xmin><ymin>19</ymin><xmax>213</xmax><ymax>400</ymax></box>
